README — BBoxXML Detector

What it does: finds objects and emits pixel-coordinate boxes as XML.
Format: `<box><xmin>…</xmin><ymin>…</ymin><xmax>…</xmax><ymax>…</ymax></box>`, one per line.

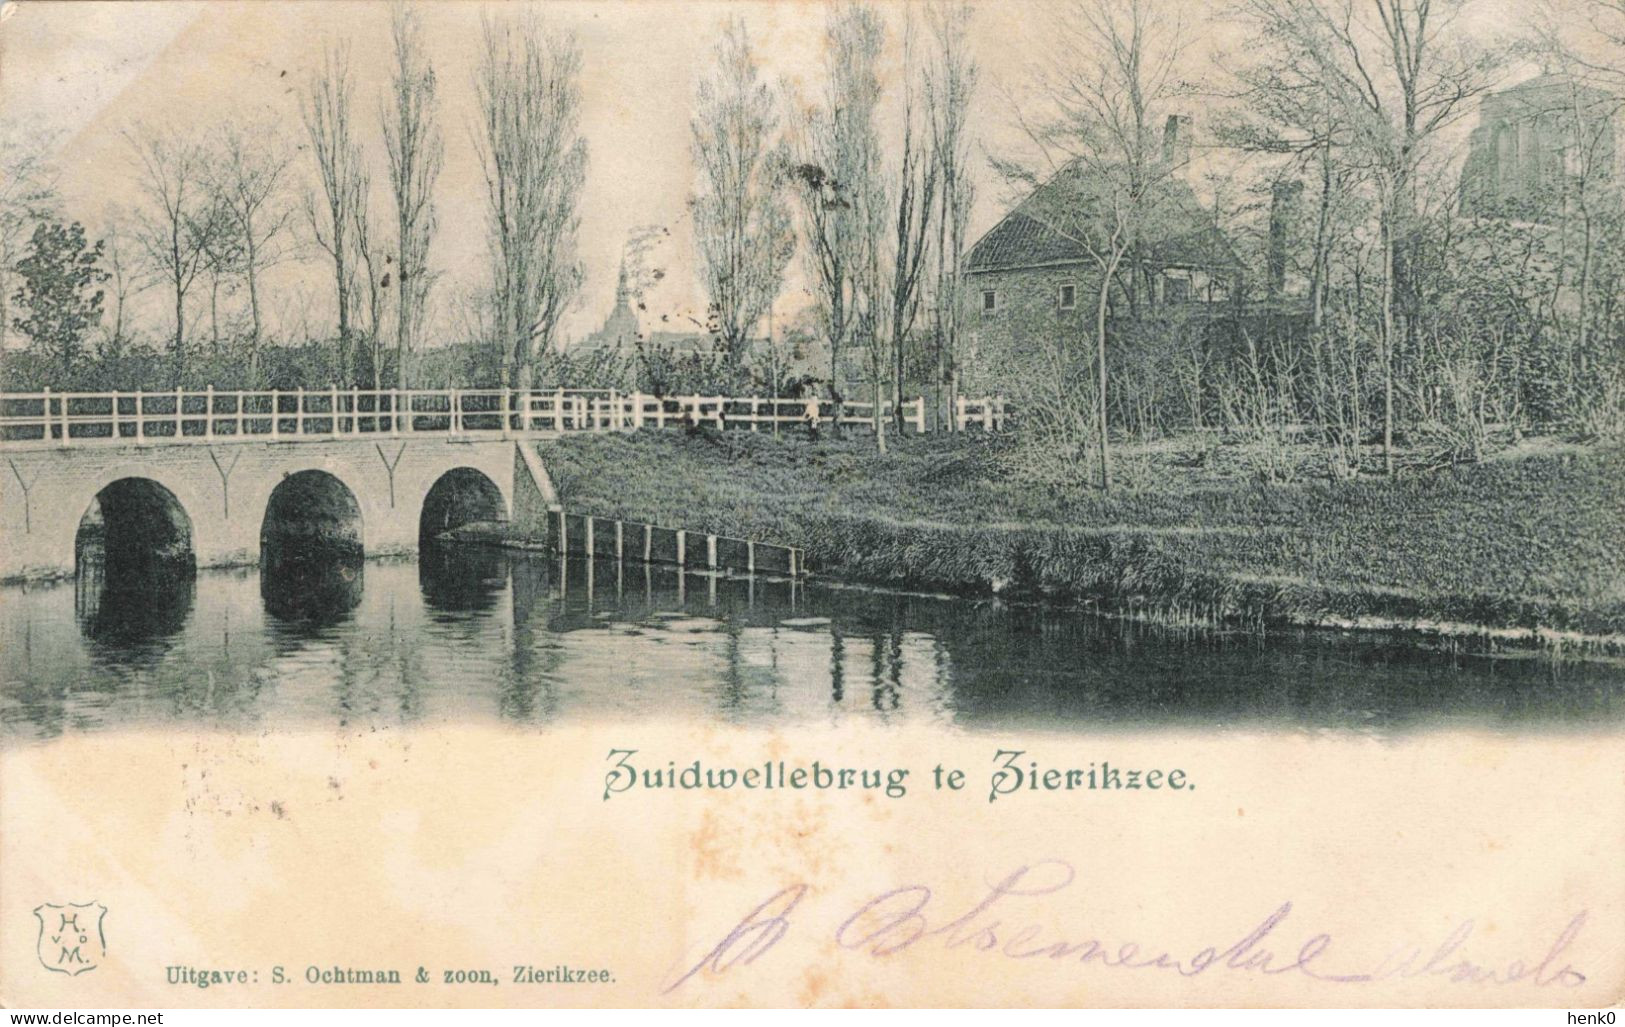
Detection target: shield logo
<box><xmin>34</xmin><ymin>902</ymin><xmax>107</xmax><ymax>976</ymax></box>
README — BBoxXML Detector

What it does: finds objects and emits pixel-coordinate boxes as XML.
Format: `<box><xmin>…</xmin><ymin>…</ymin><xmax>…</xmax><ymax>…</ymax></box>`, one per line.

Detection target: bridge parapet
<box><xmin>0</xmin><ymin>389</ymin><xmax>1006</xmax><ymax>449</ymax></box>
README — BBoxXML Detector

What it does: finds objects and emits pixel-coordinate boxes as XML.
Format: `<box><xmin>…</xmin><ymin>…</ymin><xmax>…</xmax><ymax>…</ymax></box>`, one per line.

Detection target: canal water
<box><xmin>3</xmin><ymin>545</ymin><xmax>1622</xmax><ymax>743</ymax></box>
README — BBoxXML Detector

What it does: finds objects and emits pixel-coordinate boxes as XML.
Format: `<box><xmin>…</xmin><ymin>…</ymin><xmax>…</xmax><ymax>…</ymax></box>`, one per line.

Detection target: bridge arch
<box><xmin>260</xmin><ymin>469</ymin><xmax>365</xmax><ymax>565</ymax></box>
<box><xmin>75</xmin><ymin>477</ymin><xmax>197</xmax><ymax>580</ymax></box>
<box><xmin>419</xmin><ymin>466</ymin><xmax>508</xmax><ymax>543</ymax></box>
<box><xmin>259</xmin><ymin>469</ymin><xmax>365</xmax><ymax>624</ymax></box>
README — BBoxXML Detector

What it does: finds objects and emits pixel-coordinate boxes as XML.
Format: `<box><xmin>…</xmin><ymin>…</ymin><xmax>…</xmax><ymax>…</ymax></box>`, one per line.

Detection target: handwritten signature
<box><xmin>664</xmin><ymin>860</ymin><xmax>1589</xmax><ymax>994</ymax></box>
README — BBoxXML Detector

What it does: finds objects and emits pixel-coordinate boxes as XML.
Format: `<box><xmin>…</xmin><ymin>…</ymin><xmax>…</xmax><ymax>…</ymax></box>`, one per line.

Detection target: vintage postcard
<box><xmin>0</xmin><ymin>0</ymin><xmax>1621</xmax><ymax>1012</ymax></box>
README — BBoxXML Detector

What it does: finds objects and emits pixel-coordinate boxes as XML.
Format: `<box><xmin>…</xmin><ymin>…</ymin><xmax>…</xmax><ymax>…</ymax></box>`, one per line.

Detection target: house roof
<box><xmin>966</xmin><ymin>163</ymin><xmax>1240</xmax><ymax>274</ymax></box>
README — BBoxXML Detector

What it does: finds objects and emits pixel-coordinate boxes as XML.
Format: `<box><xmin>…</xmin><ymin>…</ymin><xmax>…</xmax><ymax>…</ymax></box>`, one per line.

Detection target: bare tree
<box><xmin>1225</xmin><ymin>1</ymin><xmax>1376</xmax><ymax>475</ymax></box>
<box><xmin>98</xmin><ymin>216</ymin><xmax>141</xmax><ymax>362</ymax></box>
<box><xmin>1226</xmin><ymin>0</ymin><xmax>1369</xmax><ymax>331</ymax></box>
<box><xmin>1522</xmin><ymin>23</ymin><xmax>1625</xmax><ymax>384</ymax></box>
<box><xmin>1000</xmin><ymin>0</ymin><xmax>1195</xmax><ymax>488</ymax></box>
<box><xmin>785</xmin><ymin>1</ymin><xmax>887</xmax><ymax>412</ymax></box>
<box><xmin>383</xmin><ymin>2</ymin><xmax>443</xmax><ymax>389</ymax></box>
<box><xmin>1252</xmin><ymin>0</ymin><xmax>1499</xmax><ymax>474</ymax></box>
<box><xmin>302</xmin><ymin>41</ymin><xmax>366</xmax><ymax>385</ymax></box>
<box><xmin>127</xmin><ymin>127</ymin><xmax>220</xmax><ymax>383</ymax></box>
<box><xmin>208</xmin><ymin>125</ymin><xmax>292</xmax><ymax>384</ymax></box>
<box><xmin>473</xmin><ymin>12</ymin><xmax>588</xmax><ymax>390</ymax></box>
<box><xmin>351</xmin><ymin>166</ymin><xmax>389</xmax><ymax>392</ymax></box>
<box><xmin>926</xmin><ymin>2</ymin><xmax>978</xmax><ymax>431</ymax></box>
<box><xmin>881</xmin><ymin>13</ymin><xmax>942</xmax><ymax>434</ymax></box>
<box><xmin>690</xmin><ymin>16</ymin><xmax>795</xmax><ymax>369</ymax></box>
<box><xmin>1530</xmin><ymin>2</ymin><xmax>1625</xmax><ymax>437</ymax></box>
<box><xmin>198</xmin><ymin>200</ymin><xmax>243</xmax><ymax>357</ymax></box>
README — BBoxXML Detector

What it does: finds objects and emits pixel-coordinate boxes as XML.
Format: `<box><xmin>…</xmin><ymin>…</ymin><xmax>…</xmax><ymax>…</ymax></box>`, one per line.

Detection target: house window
<box><xmin>1058</xmin><ymin>283</ymin><xmax>1077</xmax><ymax>310</ymax></box>
<box><xmin>1165</xmin><ymin>276</ymin><xmax>1191</xmax><ymax>303</ymax></box>
<box><xmin>982</xmin><ymin>289</ymin><xmax>997</xmax><ymax>313</ymax></box>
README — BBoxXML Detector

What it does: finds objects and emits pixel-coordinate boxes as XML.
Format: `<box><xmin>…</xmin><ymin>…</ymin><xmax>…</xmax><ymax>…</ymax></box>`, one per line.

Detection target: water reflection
<box><xmin>419</xmin><ymin>542</ymin><xmax>506</xmax><ymax>614</ymax></box>
<box><xmin>261</xmin><ymin>551</ymin><xmax>364</xmax><ymax>628</ymax></box>
<box><xmin>0</xmin><ymin>549</ymin><xmax>1621</xmax><ymax>742</ymax></box>
<box><xmin>74</xmin><ymin>565</ymin><xmax>195</xmax><ymax>665</ymax></box>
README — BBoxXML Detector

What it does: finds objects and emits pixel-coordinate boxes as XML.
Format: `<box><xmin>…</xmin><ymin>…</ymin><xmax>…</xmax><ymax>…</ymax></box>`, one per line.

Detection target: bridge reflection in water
<box><xmin>3</xmin><ymin>549</ymin><xmax>1622</xmax><ymax>741</ymax></box>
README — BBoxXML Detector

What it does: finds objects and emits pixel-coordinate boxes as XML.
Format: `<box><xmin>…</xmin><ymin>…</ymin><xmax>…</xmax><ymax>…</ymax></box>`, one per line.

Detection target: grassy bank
<box><xmin>535</xmin><ymin>430</ymin><xmax>1625</xmax><ymax>640</ymax></box>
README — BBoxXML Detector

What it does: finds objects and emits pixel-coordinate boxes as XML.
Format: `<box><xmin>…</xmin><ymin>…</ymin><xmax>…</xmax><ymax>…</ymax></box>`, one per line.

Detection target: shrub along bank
<box><xmin>534</xmin><ymin>431</ymin><xmax>1625</xmax><ymax>641</ymax></box>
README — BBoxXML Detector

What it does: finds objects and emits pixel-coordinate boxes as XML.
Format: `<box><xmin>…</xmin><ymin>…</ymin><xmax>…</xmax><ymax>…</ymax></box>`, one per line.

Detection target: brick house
<box><xmin>960</xmin><ymin>116</ymin><xmax>1242</xmax><ymax>394</ymax></box>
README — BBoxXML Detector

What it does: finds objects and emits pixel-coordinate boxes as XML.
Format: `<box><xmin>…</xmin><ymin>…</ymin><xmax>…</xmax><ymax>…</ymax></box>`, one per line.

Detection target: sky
<box><xmin>0</xmin><ymin>0</ymin><xmax>1541</xmax><ymax>351</ymax></box>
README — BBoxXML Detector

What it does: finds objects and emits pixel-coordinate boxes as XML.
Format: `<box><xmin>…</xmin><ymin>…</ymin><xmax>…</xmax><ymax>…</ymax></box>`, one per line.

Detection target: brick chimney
<box><xmin>1162</xmin><ymin>114</ymin><xmax>1193</xmax><ymax>170</ymax></box>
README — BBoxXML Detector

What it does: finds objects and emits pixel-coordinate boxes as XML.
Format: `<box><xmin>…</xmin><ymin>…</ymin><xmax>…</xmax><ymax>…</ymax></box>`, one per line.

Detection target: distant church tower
<box><xmin>581</xmin><ymin>260</ymin><xmax>641</xmax><ymax>355</ymax></box>
<box><xmin>1460</xmin><ymin>74</ymin><xmax>1619</xmax><ymax>221</ymax></box>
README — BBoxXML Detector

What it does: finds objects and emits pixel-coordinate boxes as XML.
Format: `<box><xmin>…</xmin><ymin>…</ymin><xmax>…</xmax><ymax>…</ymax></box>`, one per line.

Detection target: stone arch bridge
<box><xmin>0</xmin><ymin>384</ymin><xmax>997</xmax><ymax>581</ymax></box>
<box><xmin>0</xmin><ymin>436</ymin><xmax>556</xmax><ymax>581</ymax></box>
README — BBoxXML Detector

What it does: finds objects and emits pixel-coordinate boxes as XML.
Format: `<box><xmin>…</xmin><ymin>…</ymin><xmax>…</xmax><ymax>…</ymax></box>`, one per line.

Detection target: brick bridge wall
<box><xmin>0</xmin><ymin>438</ymin><xmax>552</xmax><ymax>581</ymax></box>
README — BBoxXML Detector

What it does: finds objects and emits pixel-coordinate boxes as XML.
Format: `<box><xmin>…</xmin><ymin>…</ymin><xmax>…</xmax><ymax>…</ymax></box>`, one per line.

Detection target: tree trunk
<box><xmin>209</xmin><ymin>276</ymin><xmax>221</xmax><ymax>356</ymax></box>
<box><xmin>1578</xmin><ymin>211</ymin><xmax>1594</xmax><ymax>378</ymax></box>
<box><xmin>893</xmin><ymin>323</ymin><xmax>905</xmax><ymax>433</ymax></box>
<box><xmin>1381</xmin><ymin>213</ymin><xmax>1395</xmax><ymax>477</ymax></box>
<box><xmin>173</xmin><ymin>282</ymin><xmax>186</xmax><ymax>386</ymax></box>
<box><xmin>1094</xmin><ymin>260</ymin><xmax>1116</xmax><ymax>490</ymax></box>
<box><xmin>245</xmin><ymin>242</ymin><xmax>261</xmax><ymax>388</ymax></box>
<box><xmin>397</xmin><ymin>207</ymin><xmax>410</xmax><ymax>391</ymax></box>
<box><xmin>1310</xmin><ymin>149</ymin><xmax>1333</xmax><ymax>331</ymax></box>
<box><xmin>874</xmin><ymin>376</ymin><xmax>887</xmax><ymax>454</ymax></box>
<box><xmin>335</xmin><ymin>252</ymin><xmax>352</xmax><ymax>386</ymax></box>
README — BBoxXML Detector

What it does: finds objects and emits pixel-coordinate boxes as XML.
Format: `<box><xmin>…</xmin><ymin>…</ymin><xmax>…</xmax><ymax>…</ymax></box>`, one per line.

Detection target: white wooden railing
<box><xmin>954</xmin><ymin>395</ymin><xmax>1009</xmax><ymax>432</ymax></box>
<box><xmin>0</xmin><ymin>388</ymin><xmax>1009</xmax><ymax>448</ymax></box>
